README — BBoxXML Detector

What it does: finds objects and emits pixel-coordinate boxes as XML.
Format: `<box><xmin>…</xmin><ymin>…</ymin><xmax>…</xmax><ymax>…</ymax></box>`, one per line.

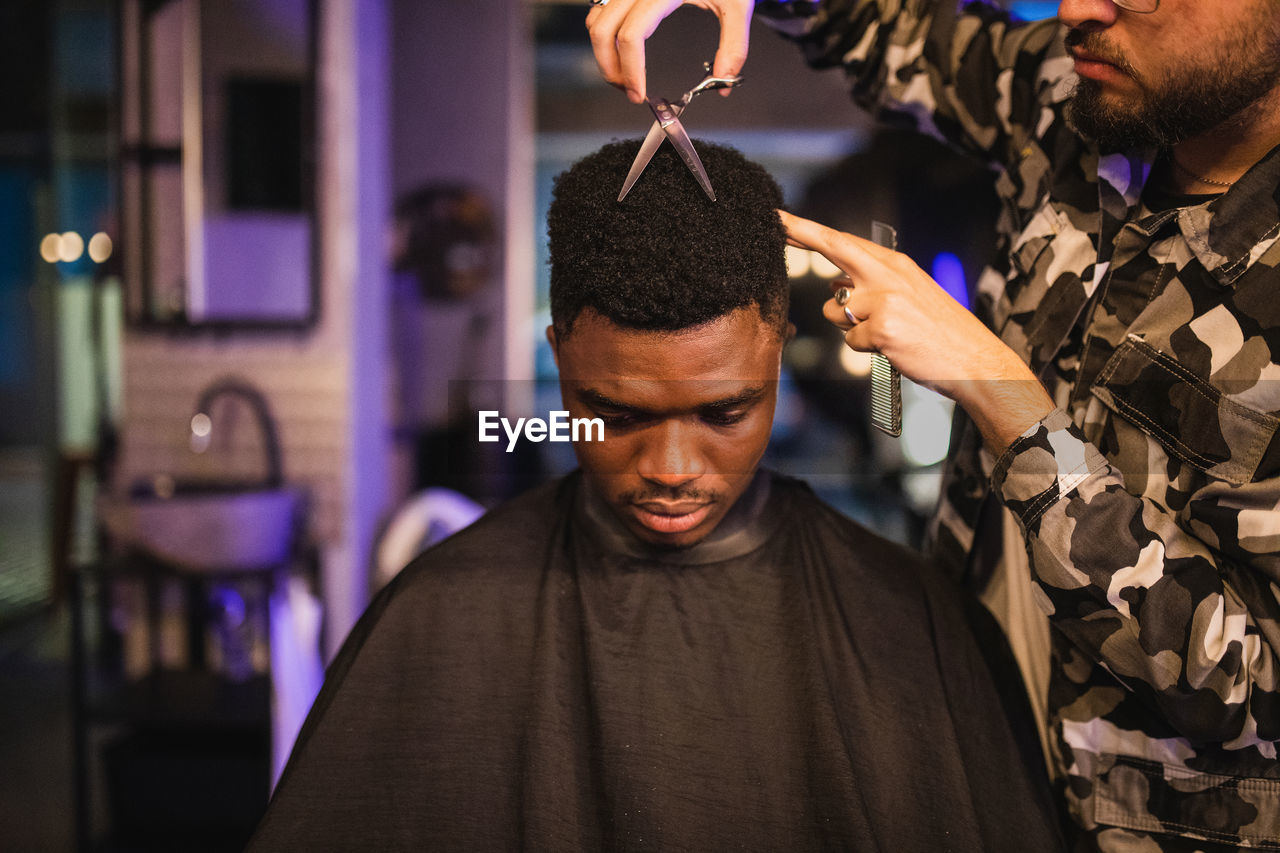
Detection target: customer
<box><xmin>246</xmin><ymin>139</ymin><xmax>1063</xmax><ymax>851</ymax></box>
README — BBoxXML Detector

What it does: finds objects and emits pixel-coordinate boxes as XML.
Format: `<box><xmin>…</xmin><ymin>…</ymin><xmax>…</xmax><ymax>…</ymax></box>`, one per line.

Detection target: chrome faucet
<box><xmin>191</xmin><ymin>376</ymin><xmax>284</xmax><ymax>489</ymax></box>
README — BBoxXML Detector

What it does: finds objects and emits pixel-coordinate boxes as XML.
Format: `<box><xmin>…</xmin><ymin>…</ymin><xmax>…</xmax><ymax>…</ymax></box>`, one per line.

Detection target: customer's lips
<box><xmin>632</xmin><ymin>500</ymin><xmax>713</xmax><ymax>535</ymax></box>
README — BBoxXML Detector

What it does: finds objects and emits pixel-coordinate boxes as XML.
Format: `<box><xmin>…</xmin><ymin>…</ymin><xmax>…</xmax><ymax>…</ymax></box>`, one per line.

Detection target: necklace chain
<box><xmin>1170</xmin><ymin>155</ymin><xmax>1235</xmax><ymax>188</ymax></box>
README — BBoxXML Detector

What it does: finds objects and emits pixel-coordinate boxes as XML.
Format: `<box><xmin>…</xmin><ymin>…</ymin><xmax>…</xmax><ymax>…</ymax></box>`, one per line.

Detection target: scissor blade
<box><xmin>617</xmin><ymin>119</ymin><xmax>669</xmax><ymax>202</ymax></box>
<box><xmin>659</xmin><ymin>112</ymin><xmax>715</xmax><ymax>201</ymax></box>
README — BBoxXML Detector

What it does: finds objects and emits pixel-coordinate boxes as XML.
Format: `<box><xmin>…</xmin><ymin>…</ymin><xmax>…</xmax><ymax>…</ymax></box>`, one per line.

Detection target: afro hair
<box><xmin>548</xmin><ymin>138</ymin><xmax>788</xmax><ymax>338</ymax></box>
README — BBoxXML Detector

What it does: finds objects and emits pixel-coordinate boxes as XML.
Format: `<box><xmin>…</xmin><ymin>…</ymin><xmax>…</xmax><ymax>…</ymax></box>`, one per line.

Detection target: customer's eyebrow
<box><xmin>698</xmin><ymin>387</ymin><xmax>769</xmax><ymax>412</ymax></box>
<box><xmin>573</xmin><ymin>385</ymin><xmax>768</xmax><ymax>414</ymax></box>
<box><xmin>573</xmin><ymin>388</ymin><xmax>649</xmax><ymax>414</ymax></box>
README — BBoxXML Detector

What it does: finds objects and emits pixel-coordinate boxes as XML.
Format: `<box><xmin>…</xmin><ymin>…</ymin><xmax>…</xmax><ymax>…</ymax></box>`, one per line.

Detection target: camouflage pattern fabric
<box><xmin>764</xmin><ymin>1</ymin><xmax>1280</xmax><ymax>849</ymax></box>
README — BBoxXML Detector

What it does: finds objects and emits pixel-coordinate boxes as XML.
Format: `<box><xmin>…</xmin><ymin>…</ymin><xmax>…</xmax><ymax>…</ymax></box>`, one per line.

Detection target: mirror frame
<box><xmin>118</xmin><ymin>0</ymin><xmax>320</xmax><ymax>331</ymax></box>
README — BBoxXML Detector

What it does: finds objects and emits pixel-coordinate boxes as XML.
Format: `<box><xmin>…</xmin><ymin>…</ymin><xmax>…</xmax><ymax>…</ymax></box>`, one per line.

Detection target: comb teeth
<box><xmin>869</xmin><ymin>354</ymin><xmax>902</xmax><ymax>437</ymax></box>
<box><xmin>868</xmin><ymin>221</ymin><xmax>902</xmax><ymax>438</ymax></box>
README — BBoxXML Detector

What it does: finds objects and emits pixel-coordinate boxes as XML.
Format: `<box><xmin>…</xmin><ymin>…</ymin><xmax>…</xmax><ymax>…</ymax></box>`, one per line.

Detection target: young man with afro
<box><xmin>246</xmin><ymin>140</ymin><xmax>1065</xmax><ymax>852</ymax></box>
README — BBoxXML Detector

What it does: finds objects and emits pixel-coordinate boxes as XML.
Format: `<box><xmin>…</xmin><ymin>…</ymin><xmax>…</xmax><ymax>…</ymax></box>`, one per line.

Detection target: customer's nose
<box><xmin>635</xmin><ymin>420</ymin><xmax>706</xmax><ymax>488</ymax></box>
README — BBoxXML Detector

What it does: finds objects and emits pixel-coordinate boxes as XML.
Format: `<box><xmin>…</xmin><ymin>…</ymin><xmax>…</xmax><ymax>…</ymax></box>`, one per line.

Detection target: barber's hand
<box><xmin>780</xmin><ymin>210</ymin><xmax>1055</xmax><ymax>453</ymax></box>
<box><xmin>587</xmin><ymin>0</ymin><xmax>755</xmax><ymax>104</ymax></box>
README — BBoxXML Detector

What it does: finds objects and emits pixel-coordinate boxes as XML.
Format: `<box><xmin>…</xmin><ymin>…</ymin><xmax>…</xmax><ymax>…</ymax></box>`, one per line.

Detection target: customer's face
<box><xmin>549</xmin><ymin>306</ymin><xmax>783</xmax><ymax>548</ymax></box>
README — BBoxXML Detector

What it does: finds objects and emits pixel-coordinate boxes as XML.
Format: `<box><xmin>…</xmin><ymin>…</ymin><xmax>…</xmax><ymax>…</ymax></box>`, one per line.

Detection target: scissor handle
<box><xmin>679</xmin><ymin>61</ymin><xmax>743</xmax><ymax>106</ymax></box>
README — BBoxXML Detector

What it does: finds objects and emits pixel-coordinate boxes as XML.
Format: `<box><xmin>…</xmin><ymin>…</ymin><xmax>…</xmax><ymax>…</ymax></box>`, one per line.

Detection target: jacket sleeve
<box><xmin>761</xmin><ymin>0</ymin><xmax>1072</xmax><ymax>169</ymax></box>
<box><xmin>992</xmin><ymin>407</ymin><xmax>1280</xmax><ymax>746</ymax></box>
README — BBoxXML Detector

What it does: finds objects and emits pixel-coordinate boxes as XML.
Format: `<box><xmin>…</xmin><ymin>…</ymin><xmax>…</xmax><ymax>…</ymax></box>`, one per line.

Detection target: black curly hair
<box><xmin>548</xmin><ymin>139</ymin><xmax>788</xmax><ymax>338</ymax></box>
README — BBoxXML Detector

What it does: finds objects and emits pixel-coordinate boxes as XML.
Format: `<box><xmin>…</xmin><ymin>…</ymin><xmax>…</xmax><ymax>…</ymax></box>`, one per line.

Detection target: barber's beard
<box><xmin>1065</xmin><ymin>27</ymin><xmax>1280</xmax><ymax>151</ymax></box>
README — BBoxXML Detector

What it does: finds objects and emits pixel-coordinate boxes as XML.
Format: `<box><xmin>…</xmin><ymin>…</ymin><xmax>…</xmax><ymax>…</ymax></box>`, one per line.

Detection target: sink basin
<box><xmin>100</xmin><ymin>485</ymin><xmax>304</xmax><ymax>573</ymax></box>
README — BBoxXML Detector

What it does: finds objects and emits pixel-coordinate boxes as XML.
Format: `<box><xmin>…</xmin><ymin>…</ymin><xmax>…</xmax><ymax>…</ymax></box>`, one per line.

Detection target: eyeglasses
<box><xmin>1112</xmin><ymin>0</ymin><xmax>1159</xmax><ymax>11</ymax></box>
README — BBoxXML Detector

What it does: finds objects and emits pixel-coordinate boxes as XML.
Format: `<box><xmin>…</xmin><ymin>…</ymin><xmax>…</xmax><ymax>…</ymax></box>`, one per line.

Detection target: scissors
<box><xmin>617</xmin><ymin>63</ymin><xmax>743</xmax><ymax>203</ymax></box>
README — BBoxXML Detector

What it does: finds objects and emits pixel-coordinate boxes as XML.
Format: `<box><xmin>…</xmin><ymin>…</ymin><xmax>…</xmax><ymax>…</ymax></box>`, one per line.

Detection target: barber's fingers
<box><xmin>819</xmin><ymin>276</ymin><xmax>858</xmax><ymax>327</ymax></box>
<box><xmin>588</xmin><ymin>0</ymin><xmax>683</xmax><ymax>103</ymax></box>
<box><xmin>588</xmin><ymin>0</ymin><xmax>754</xmax><ymax>104</ymax></box>
<box><xmin>823</xmin><ymin>290</ymin><xmax>879</xmax><ymax>344</ymax></box>
<box><xmin>824</xmin><ymin>290</ymin><xmax>896</xmax><ymax>363</ymax></box>
<box><xmin>840</xmin><ymin>322</ymin><xmax>881</xmax><ymax>357</ymax></box>
<box><xmin>701</xmin><ymin>0</ymin><xmax>752</xmax><ymax>93</ymax></box>
<box><xmin>779</xmin><ymin>210</ymin><xmax>899</xmax><ymax>282</ymax></box>
<box><xmin>820</xmin><ymin>288</ymin><xmax>882</xmax><ymax>357</ymax></box>
<box><xmin>586</xmin><ymin>0</ymin><xmax>638</xmax><ymax>96</ymax></box>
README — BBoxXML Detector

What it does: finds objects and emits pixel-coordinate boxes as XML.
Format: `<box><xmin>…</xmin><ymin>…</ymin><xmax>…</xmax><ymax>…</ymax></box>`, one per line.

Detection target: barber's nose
<box><xmin>1058</xmin><ymin>0</ymin><xmax>1119</xmax><ymax>29</ymax></box>
<box><xmin>635</xmin><ymin>420</ymin><xmax>706</xmax><ymax>488</ymax></box>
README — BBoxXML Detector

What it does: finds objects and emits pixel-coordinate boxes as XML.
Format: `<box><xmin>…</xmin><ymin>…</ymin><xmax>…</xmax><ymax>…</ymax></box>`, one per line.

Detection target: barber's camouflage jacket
<box><xmin>769</xmin><ymin>0</ymin><xmax>1280</xmax><ymax>849</ymax></box>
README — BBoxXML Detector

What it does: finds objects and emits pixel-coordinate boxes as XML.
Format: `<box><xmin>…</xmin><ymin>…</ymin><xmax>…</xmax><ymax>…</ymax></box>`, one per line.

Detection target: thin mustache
<box><xmin>624</xmin><ymin>489</ymin><xmax>715</xmax><ymax>504</ymax></box>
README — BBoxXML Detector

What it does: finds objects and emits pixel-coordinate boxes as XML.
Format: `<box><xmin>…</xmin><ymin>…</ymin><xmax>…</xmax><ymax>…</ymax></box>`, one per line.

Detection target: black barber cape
<box><xmin>248</xmin><ymin>471</ymin><xmax>1063</xmax><ymax>852</ymax></box>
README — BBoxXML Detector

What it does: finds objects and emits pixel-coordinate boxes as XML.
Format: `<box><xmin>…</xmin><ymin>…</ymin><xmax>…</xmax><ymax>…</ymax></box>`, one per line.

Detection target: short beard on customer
<box><xmin>1065</xmin><ymin>29</ymin><xmax>1280</xmax><ymax>151</ymax></box>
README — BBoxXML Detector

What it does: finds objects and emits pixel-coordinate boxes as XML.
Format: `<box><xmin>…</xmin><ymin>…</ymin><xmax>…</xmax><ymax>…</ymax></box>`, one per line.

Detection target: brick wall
<box><xmin>116</xmin><ymin>334</ymin><xmax>353</xmax><ymax>546</ymax></box>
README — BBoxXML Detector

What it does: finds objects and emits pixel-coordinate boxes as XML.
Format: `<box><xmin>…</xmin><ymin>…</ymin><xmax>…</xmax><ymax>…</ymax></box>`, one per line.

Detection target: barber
<box><xmin>588</xmin><ymin>2</ymin><xmax>1280</xmax><ymax>851</ymax></box>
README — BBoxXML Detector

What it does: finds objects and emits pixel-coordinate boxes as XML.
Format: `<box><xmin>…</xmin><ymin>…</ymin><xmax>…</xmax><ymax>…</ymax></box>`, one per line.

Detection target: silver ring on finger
<box><xmin>835</xmin><ymin>286</ymin><xmax>853</xmax><ymax>306</ymax></box>
<box><xmin>588</xmin><ymin>0</ymin><xmax>609</xmax><ymax>6</ymax></box>
<box><xmin>843</xmin><ymin>306</ymin><xmax>858</xmax><ymax>325</ymax></box>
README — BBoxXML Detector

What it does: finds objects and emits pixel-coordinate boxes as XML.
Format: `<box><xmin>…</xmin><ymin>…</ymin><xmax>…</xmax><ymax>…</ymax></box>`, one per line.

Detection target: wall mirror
<box><xmin>120</xmin><ymin>0</ymin><xmax>317</xmax><ymax>328</ymax></box>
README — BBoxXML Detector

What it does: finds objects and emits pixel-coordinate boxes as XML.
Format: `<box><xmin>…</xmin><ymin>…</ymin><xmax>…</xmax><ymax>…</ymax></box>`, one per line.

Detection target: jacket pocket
<box><xmin>1092</xmin><ymin>754</ymin><xmax>1280</xmax><ymax>848</ymax></box>
<box><xmin>1091</xmin><ymin>335</ymin><xmax>1280</xmax><ymax>486</ymax></box>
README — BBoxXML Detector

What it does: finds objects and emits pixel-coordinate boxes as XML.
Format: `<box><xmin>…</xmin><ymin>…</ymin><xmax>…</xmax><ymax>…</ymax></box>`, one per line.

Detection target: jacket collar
<box><xmin>1175</xmin><ymin>142</ymin><xmax>1280</xmax><ymax>286</ymax></box>
<box><xmin>1103</xmin><ymin>142</ymin><xmax>1280</xmax><ymax>287</ymax></box>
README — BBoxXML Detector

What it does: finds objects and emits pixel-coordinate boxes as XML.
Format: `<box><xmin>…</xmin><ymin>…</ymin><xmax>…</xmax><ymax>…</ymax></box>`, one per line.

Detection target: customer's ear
<box><xmin>546</xmin><ymin>325</ymin><xmax>560</xmax><ymax>368</ymax></box>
